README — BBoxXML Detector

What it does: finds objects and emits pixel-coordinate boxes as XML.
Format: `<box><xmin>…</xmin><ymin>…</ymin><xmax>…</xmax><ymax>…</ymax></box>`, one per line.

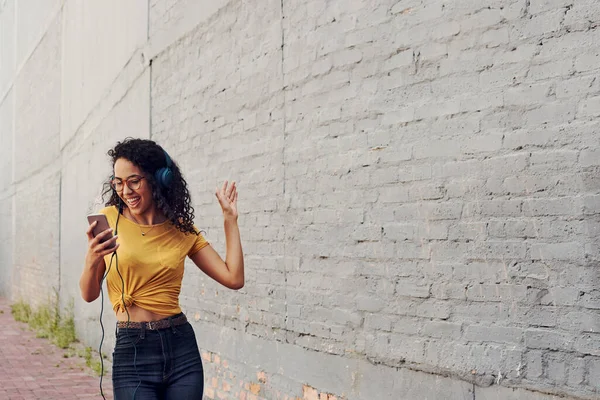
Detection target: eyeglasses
<box><xmin>110</xmin><ymin>175</ymin><xmax>145</xmax><ymax>192</ymax></box>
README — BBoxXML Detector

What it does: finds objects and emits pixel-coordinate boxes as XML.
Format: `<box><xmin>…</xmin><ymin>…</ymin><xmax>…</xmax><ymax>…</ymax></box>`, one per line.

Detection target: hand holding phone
<box><xmin>86</xmin><ymin>214</ymin><xmax>118</xmax><ymax>253</ymax></box>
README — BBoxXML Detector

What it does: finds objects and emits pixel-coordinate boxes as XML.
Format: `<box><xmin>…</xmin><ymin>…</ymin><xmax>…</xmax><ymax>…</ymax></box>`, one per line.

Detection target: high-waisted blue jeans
<box><xmin>112</xmin><ymin>314</ymin><xmax>204</xmax><ymax>400</ymax></box>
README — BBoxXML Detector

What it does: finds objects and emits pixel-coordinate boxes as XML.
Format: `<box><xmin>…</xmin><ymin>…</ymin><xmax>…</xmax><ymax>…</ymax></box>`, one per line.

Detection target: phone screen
<box><xmin>87</xmin><ymin>214</ymin><xmax>116</xmax><ymax>249</ymax></box>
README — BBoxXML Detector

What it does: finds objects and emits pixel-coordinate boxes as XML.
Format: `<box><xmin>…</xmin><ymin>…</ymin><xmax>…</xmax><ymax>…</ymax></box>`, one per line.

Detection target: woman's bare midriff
<box><xmin>115</xmin><ymin>304</ymin><xmax>173</xmax><ymax>322</ymax></box>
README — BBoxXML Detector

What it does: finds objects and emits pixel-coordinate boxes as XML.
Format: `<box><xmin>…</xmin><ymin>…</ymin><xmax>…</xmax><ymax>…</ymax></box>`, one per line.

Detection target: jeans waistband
<box><xmin>116</xmin><ymin>312</ymin><xmax>187</xmax><ymax>331</ymax></box>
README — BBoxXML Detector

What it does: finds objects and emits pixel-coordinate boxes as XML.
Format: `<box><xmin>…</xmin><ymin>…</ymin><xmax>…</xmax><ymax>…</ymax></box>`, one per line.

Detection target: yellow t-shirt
<box><xmin>99</xmin><ymin>206</ymin><xmax>209</xmax><ymax>316</ymax></box>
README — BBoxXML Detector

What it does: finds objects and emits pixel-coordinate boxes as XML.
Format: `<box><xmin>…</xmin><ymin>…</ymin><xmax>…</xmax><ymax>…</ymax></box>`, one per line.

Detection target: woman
<box><xmin>79</xmin><ymin>138</ymin><xmax>244</xmax><ymax>399</ymax></box>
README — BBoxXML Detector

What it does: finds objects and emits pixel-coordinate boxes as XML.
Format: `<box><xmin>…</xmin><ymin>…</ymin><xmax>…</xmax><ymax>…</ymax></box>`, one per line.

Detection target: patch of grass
<box><xmin>11</xmin><ymin>296</ymin><xmax>106</xmax><ymax>377</ymax></box>
<box><xmin>29</xmin><ymin>304</ymin><xmax>55</xmax><ymax>339</ymax></box>
<box><xmin>83</xmin><ymin>346</ymin><xmax>92</xmax><ymax>365</ymax></box>
<box><xmin>53</xmin><ymin>304</ymin><xmax>76</xmax><ymax>349</ymax></box>
<box><xmin>10</xmin><ymin>297</ymin><xmax>76</xmax><ymax>349</ymax></box>
<box><xmin>91</xmin><ymin>360</ymin><xmax>104</xmax><ymax>376</ymax></box>
<box><xmin>83</xmin><ymin>346</ymin><xmax>106</xmax><ymax>377</ymax></box>
<box><xmin>10</xmin><ymin>301</ymin><xmax>31</xmax><ymax>322</ymax></box>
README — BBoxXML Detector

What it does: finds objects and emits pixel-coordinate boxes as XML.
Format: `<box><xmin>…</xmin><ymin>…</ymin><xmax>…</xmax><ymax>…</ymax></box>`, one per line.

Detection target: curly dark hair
<box><xmin>102</xmin><ymin>138</ymin><xmax>198</xmax><ymax>235</ymax></box>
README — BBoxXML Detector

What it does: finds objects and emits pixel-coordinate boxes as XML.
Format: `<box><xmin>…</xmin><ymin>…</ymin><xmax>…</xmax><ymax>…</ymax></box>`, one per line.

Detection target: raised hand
<box><xmin>215</xmin><ymin>180</ymin><xmax>238</xmax><ymax>220</ymax></box>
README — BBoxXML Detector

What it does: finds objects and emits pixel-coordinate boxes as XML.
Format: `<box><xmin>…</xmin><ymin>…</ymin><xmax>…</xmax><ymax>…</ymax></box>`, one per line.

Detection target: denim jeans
<box><xmin>112</xmin><ymin>314</ymin><xmax>204</xmax><ymax>400</ymax></box>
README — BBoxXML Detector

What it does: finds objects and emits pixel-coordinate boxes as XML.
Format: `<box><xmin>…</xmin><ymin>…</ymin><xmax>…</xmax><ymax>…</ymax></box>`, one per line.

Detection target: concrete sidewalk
<box><xmin>0</xmin><ymin>297</ymin><xmax>113</xmax><ymax>399</ymax></box>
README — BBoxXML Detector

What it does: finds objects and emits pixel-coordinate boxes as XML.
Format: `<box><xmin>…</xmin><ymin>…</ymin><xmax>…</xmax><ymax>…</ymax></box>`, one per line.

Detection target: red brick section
<box><xmin>201</xmin><ymin>350</ymin><xmax>345</xmax><ymax>400</ymax></box>
<box><xmin>0</xmin><ymin>297</ymin><xmax>113</xmax><ymax>400</ymax></box>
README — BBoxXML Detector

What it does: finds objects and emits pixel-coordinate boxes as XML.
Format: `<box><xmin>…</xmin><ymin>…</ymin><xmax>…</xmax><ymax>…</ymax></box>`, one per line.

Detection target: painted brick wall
<box><xmin>1</xmin><ymin>0</ymin><xmax>600</xmax><ymax>399</ymax></box>
<box><xmin>10</xmin><ymin>9</ymin><xmax>62</xmax><ymax>307</ymax></box>
<box><xmin>149</xmin><ymin>1</ymin><xmax>600</xmax><ymax>398</ymax></box>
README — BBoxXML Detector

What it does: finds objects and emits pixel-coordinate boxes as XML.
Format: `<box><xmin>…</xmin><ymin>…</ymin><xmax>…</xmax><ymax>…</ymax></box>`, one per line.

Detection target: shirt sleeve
<box><xmin>188</xmin><ymin>228</ymin><xmax>209</xmax><ymax>256</ymax></box>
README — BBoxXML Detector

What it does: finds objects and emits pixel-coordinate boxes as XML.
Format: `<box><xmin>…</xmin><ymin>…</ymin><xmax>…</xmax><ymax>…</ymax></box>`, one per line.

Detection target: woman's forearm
<box><xmin>79</xmin><ymin>258</ymin><xmax>104</xmax><ymax>302</ymax></box>
<box><xmin>223</xmin><ymin>216</ymin><xmax>244</xmax><ymax>288</ymax></box>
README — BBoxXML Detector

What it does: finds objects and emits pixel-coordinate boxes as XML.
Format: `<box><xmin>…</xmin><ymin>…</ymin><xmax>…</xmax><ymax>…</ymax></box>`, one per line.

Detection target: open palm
<box><xmin>216</xmin><ymin>180</ymin><xmax>238</xmax><ymax>219</ymax></box>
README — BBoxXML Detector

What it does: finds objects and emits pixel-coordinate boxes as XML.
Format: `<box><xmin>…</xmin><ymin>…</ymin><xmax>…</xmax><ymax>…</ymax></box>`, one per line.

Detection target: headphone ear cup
<box><xmin>155</xmin><ymin>167</ymin><xmax>173</xmax><ymax>188</ymax></box>
<box><xmin>162</xmin><ymin>168</ymin><xmax>173</xmax><ymax>187</ymax></box>
<box><xmin>155</xmin><ymin>149</ymin><xmax>174</xmax><ymax>188</ymax></box>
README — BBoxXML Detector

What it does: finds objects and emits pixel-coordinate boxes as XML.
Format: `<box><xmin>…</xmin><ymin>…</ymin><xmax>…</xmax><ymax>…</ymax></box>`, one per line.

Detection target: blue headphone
<box><xmin>154</xmin><ymin>149</ymin><xmax>173</xmax><ymax>189</ymax></box>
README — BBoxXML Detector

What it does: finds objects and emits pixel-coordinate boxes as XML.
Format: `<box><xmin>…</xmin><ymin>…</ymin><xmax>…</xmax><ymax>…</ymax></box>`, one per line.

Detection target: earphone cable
<box><xmin>97</xmin><ymin>205</ymin><xmax>140</xmax><ymax>399</ymax></box>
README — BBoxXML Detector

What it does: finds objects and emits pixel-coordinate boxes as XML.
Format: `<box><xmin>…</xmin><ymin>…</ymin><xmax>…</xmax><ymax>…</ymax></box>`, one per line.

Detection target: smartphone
<box><xmin>87</xmin><ymin>214</ymin><xmax>116</xmax><ymax>249</ymax></box>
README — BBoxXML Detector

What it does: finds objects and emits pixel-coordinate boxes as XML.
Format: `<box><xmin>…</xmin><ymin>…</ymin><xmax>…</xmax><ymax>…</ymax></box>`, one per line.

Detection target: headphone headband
<box><xmin>163</xmin><ymin>150</ymin><xmax>172</xmax><ymax>168</ymax></box>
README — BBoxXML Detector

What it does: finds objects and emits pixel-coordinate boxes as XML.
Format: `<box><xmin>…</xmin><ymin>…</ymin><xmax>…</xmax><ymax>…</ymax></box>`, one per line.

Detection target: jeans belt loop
<box><xmin>168</xmin><ymin>316</ymin><xmax>177</xmax><ymax>333</ymax></box>
<box><xmin>140</xmin><ymin>323</ymin><xmax>146</xmax><ymax>339</ymax></box>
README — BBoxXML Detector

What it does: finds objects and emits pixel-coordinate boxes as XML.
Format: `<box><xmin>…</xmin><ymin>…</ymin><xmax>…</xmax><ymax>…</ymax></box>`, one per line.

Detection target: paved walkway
<box><xmin>0</xmin><ymin>297</ymin><xmax>113</xmax><ymax>399</ymax></box>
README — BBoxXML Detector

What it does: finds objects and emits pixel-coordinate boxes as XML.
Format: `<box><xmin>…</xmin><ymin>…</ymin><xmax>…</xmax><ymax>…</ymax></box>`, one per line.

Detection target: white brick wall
<box><xmin>1</xmin><ymin>0</ymin><xmax>600</xmax><ymax>399</ymax></box>
<box><xmin>0</xmin><ymin>86</ymin><xmax>13</xmax><ymax>297</ymax></box>
<box><xmin>0</xmin><ymin>0</ymin><xmax>15</xmax><ymax>97</ymax></box>
<box><xmin>14</xmin><ymin>12</ymin><xmax>61</xmax><ymax>182</ymax></box>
